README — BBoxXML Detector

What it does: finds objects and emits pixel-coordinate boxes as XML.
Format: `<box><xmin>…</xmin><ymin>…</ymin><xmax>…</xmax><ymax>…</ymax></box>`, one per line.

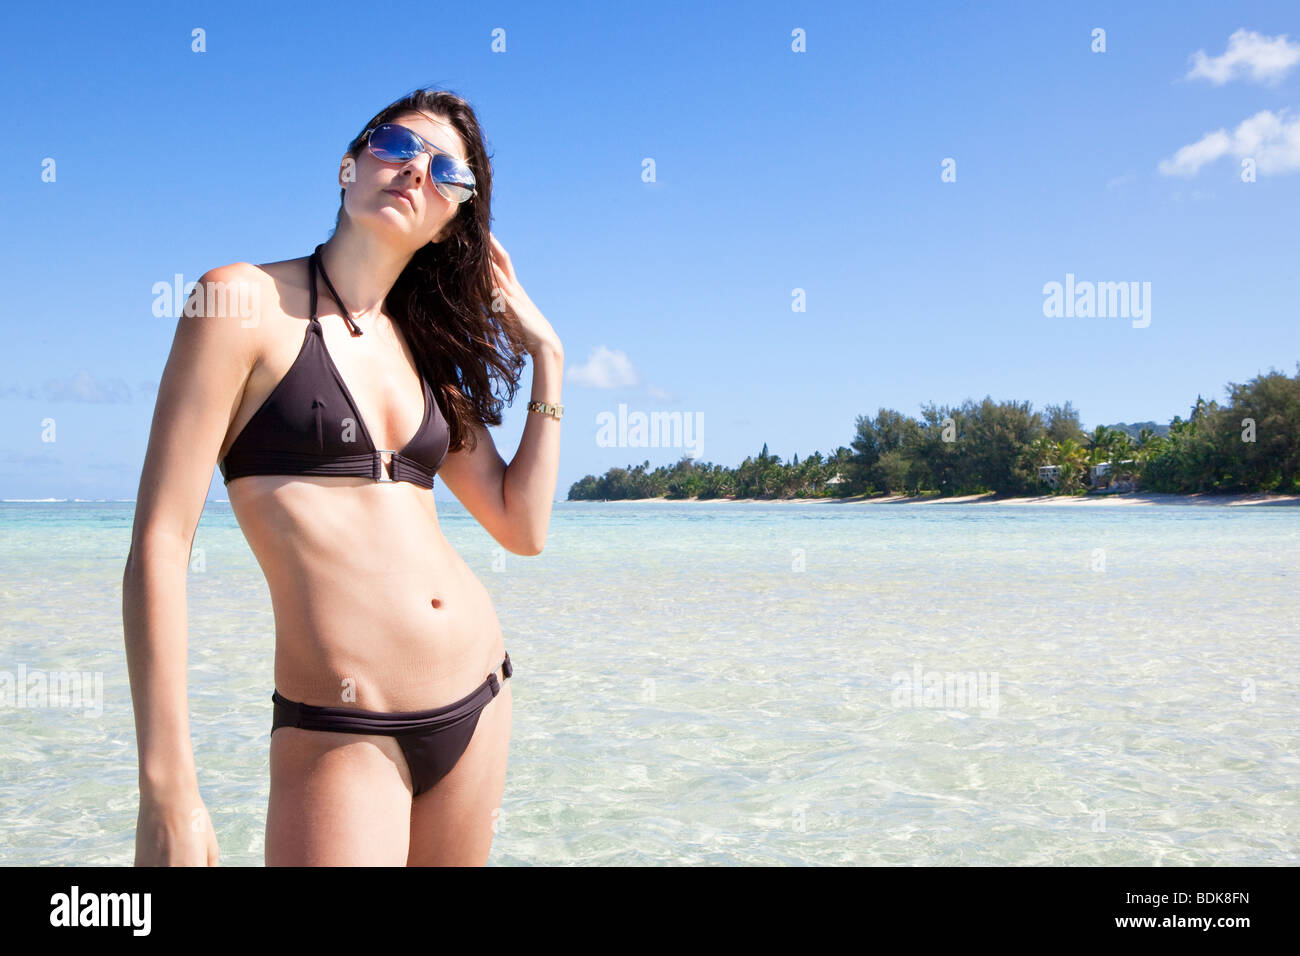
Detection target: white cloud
<box><xmin>1186</xmin><ymin>28</ymin><xmax>1300</xmax><ymax>85</ymax></box>
<box><xmin>565</xmin><ymin>345</ymin><xmax>641</xmax><ymax>388</ymax></box>
<box><xmin>41</xmin><ymin>370</ymin><xmax>134</xmax><ymax>403</ymax></box>
<box><xmin>1158</xmin><ymin>129</ymin><xmax>1233</xmax><ymax>176</ymax></box>
<box><xmin>1158</xmin><ymin>109</ymin><xmax>1300</xmax><ymax>176</ymax></box>
<box><xmin>2</xmin><ymin>372</ymin><xmax>149</xmax><ymax>402</ymax></box>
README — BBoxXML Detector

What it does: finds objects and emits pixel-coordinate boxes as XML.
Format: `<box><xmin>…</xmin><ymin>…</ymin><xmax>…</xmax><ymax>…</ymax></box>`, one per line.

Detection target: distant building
<box><xmin>1090</xmin><ymin>459</ymin><xmax>1137</xmax><ymax>492</ymax></box>
<box><xmin>826</xmin><ymin>473</ymin><xmax>845</xmax><ymax>486</ymax></box>
<box><xmin>1037</xmin><ymin>465</ymin><xmax>1061</xmax><ymax>487</ymax></box>
<box><xmin>1089</xmin><ymin>460</ymin><xmax>1136</xmax><ymax>482</ymax></box>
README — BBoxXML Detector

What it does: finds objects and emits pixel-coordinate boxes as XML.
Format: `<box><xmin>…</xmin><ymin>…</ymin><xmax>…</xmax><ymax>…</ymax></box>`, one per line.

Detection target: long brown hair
<box><xmin>333</xmin><ymin>87</ymin><xmax>526</xmax><ymax>453</ymax></box>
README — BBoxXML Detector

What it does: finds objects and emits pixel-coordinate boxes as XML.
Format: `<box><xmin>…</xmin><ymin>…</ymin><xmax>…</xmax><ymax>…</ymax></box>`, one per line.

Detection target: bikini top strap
<box><xmin>307</xmin><ymin>248</ymin><xmax>319</xmax><ymax>322</ymax></box>
<box><xmin>311</xmin><ymin>243</ymin><xmax>363</xmax><ymax>336</ymax></box>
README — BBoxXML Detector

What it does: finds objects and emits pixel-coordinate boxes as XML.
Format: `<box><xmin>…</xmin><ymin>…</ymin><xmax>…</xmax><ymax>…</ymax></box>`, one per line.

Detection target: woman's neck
<box><xmin>318</xmin><ymin>225</ymin><xmax>416</xmax><ymax>321</ymax></box>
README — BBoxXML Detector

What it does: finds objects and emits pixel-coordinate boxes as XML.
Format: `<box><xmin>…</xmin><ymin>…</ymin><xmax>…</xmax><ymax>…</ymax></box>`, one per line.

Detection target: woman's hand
<box><xmin>134</xmin><ymin>788</ymin><xmax>220</xmax><ymax>866</ymax></box>
<box><xmin>488</xmin><ymin>232</ymin><xmax>562</xmax><ymax>357</ymax></box>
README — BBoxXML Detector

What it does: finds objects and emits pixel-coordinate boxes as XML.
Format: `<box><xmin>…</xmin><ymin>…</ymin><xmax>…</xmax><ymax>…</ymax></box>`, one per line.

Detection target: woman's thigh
<box><xmin>407</xmin><ymin>679</ymin><xmax>513</xmax><ymax>866</ymax></box>
<box><xmin>265</xmin><ymin>727</ymin><xmax>414</xmax><ymax>866</ymax></box>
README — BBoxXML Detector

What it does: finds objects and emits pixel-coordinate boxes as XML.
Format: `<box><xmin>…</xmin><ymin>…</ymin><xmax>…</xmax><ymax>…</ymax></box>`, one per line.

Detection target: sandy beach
<box><xmin>598</xmin><ymin>491</ymin><xmax>1300</xmax><ymax>506</ymax></box>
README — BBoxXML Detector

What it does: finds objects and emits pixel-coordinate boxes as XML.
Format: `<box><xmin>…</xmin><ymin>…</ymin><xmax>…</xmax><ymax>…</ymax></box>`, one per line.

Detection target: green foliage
<box><xmin>1140</xmin><ymin>368</ymin><xmax>1300</xmax><ymax>493</ymax></box>
<box><xmin>566</xmin><ymin>364</ymin><xmax>1300</xmax><ymax>500</ymax></box>
<box><xmin>1044</xmin><ymin>401</ymin><xmax>1086</xmax><ymax>445</ymax></box>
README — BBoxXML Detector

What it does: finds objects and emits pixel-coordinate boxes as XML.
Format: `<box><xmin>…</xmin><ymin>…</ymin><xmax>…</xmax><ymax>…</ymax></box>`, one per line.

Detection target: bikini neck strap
<box><xmin>310</xmin><ymin>244</ymin><xmax>364</xmax><ymax>336</ymax></box>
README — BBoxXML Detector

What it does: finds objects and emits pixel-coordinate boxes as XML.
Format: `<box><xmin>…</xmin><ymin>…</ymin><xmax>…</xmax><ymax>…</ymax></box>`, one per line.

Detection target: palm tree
<box><xmin>1136</xmin><ymin>429</ymin><xmax>1159</xmax><ymax>476</ymax></box>
<box><xmin>1108</xmin><ymin>431</ymin><xmax>1135</xmax><ymax>484</ymax></box>
<box><xmin>1085</xmin><ymin>425</ymin><xmax>1115</xmax><ymax>465</ymax></box>
<box><xmin>1054</xmin><ymin>438</ymin><xmax>1090</xmax><ymax>494</ymax></box>
<box><xmin>1028</xmin><ymin>434</ymin><xmax>1056</xmax><ymax>465</ymax></box>
<box><xmin>1082</xmin><ymin>424</ymin><xmax>1138</xmax><ymax>488</ymax></box>
<box><xmin>1027</xmin><ymin>434</ymin><xmax>1058</xmax><ymax>489</ymax></box>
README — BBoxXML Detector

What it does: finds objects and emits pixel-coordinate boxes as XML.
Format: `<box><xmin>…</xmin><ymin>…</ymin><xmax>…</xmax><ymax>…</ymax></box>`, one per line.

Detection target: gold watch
<box><xmin>527</xmin><ymin>400</ymin><xmax>564</xmax><ymax>420</ymax></box>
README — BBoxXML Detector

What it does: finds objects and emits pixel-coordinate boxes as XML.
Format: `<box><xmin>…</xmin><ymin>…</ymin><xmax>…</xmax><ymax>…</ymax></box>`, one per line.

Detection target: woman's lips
<box><xmin>383</xmin><ymin>189</ymin><xmax>413</xmax><ymax>208</ymax></box>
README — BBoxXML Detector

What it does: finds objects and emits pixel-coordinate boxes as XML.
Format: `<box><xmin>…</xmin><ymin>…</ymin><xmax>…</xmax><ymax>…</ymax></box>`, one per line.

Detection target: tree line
<box><xmin>566</xmin><ymin>364</ymin><xmax>1300</xmax><ymax>500</ymax></box>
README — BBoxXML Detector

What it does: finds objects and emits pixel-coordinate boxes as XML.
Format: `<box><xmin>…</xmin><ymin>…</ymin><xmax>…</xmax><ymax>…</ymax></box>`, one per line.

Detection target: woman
<box><xmin>122</xmin><ymin>88</ymin><xmax>564</xmax><ymax>866</ymax></box>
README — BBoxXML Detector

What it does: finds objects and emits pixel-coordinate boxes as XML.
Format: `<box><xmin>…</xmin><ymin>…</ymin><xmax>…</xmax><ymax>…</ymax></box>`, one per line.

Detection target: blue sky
<box><xmin>2</xmin><ymin>0</ymin><xmax>1298</xmax><ymax>500</ymax></box>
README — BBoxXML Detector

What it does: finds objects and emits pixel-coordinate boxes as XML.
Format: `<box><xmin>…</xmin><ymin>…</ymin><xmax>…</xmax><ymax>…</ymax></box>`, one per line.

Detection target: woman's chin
<box><xmin>357</xmin><ymin>206</ymin><xmax>419</xmax><ymax>235</ymax></box>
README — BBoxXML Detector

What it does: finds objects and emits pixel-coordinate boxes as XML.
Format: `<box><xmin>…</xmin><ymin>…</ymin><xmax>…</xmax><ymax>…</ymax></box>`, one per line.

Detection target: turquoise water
<box><xmin>1</xmin><ymin>499</ymin><xmax>1297</xmax><ymax>865</ymax></box>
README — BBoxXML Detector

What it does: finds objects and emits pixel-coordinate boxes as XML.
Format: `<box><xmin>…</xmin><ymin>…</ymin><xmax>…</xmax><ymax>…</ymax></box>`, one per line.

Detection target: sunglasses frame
<box><xmin>363</xmin><ymin>123</ymin><xmax>477</xmax><ymax>203</ymax></box>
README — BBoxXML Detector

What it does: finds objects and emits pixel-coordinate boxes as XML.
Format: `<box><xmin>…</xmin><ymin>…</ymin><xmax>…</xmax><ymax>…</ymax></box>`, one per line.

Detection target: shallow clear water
<box><xmin>1</xmin><ymin>500</ymin><xmax>1297</xmax><ymax>865</ymax></box>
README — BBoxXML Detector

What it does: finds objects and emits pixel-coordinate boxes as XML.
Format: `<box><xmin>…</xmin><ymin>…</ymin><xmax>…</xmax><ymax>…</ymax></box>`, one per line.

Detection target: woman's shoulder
<box><xmin>191</xmin><ymin>257</ymin><xmax>314</xmax><ymax>328</ymax></box>
<box><xmin>196</xmin><ymin>259</ymin><xmax>270</xmax><ymax>288</ymax></box>
<box><xmin>198</xmin><ymin>256</ymin><xmax>310</xmax><ymax>294</ymax></box>
<box><xmin>208</xmin><ymin>257</ymin><xmax>308</xmax><ymax>294</ymax></box>
<box><xmin>176</xmin><ymin>259</ymin><xmax>305</xmax><ymax>372</ymax></box>
<box><xmin>185</xmin><ymin>260</ymin><xmax>269</xmax><ymax>322</ymax></box>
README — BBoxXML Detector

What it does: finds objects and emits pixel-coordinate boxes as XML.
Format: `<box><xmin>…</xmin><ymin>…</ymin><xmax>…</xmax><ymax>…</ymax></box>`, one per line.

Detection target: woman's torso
<box><xmin>218</xmin><ymin>255</ymin><xmax>503</xmax><ymax>711</ymax></box>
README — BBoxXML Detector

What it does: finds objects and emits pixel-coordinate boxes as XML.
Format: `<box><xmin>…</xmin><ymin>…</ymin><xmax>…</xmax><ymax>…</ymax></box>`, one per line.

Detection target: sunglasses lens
<box><xmin>429</xmin><ymin>156</ymin><xmax>475</xmax><ymax>202</ymax></box>
<box><xmin>368</xmin><ymin>124</ymin><xmax>476</xmax><ymax>203</ymax></box>
<box><xmin>368</xmin><ymin>124</ymin><xmax>422</xmax><ymax>162</ymax></box>
<box><xmin>436</xmin><ymin>182</ymin><xmax>474</xmax><ymax>203</ymax></box>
